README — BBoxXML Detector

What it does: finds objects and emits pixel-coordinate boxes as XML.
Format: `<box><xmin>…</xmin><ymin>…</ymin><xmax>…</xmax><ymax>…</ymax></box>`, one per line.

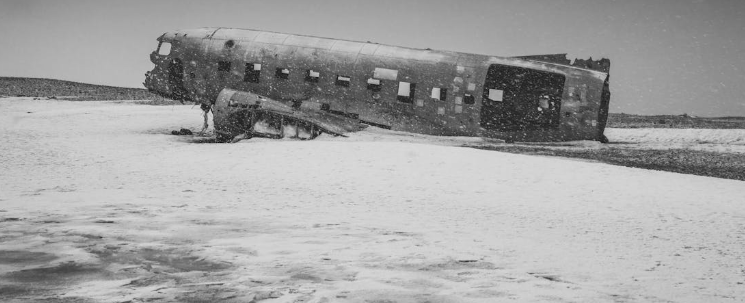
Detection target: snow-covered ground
<box><xmin>1</xmin><ymin>98</ymin><xmax>744</xmax><ymax>303</ymax></box>
<box><xmin>606</xmin><ymin>128</ymin><xmax>745</xmax><ymax>154</ymax></box>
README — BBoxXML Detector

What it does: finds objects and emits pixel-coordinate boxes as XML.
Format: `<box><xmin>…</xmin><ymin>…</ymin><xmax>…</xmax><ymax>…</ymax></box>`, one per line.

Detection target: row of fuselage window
<box><xmin>216</xmin><ymin>61</ymin><xmax>476</xmax><ymax>105</ymax></box>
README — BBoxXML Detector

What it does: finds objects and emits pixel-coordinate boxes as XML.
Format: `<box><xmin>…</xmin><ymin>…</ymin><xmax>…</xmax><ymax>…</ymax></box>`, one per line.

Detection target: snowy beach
<box><xmin>1</xmin><ymin>98</ymin><xmax>744</xmax><ymax>302</ymax></box>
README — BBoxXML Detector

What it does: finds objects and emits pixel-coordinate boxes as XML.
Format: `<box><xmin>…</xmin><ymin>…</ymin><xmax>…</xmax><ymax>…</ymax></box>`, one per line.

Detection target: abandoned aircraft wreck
<box><xmin>144</xmin><ymin>27</ymin><xmax>611</xmax><ymax>142</ymax></box>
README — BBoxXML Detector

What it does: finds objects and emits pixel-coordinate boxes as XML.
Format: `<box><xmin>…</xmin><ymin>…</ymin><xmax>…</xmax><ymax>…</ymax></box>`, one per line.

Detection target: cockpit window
<box><xmin>158</xmin><ymin>42</ymin><xmax>172</xmax><ymax>55</ymax></box>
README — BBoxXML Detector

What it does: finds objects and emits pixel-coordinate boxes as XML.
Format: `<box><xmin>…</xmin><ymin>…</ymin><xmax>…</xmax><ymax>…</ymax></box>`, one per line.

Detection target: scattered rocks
<box><xmin>171</xmin><ymin>128</ymin><xmax>193</xmax><ymax>135</ymax></box>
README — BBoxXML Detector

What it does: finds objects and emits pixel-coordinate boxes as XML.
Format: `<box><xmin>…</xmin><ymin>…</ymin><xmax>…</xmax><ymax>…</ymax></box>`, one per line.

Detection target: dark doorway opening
<box><xmin>168</xmin><ymin>58</ymin><xmax>188</xmax><ymax>101</ymax></box>
<box><xmin>480</xmin><ymin>64</ymin><xmax>564</xmax><ymax>131</ymax></box>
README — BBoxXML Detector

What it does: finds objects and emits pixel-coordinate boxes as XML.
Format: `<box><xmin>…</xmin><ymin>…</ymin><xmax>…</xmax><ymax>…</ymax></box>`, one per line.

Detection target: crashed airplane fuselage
<box><xmin>144</xmin><ymin>27</ymin><xmax>611</xmax><ymax>142</ymax></box>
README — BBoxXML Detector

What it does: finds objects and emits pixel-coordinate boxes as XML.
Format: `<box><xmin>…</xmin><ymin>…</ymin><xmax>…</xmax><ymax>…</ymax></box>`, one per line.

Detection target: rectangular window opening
<box><xmin>397</xmin><ymin>81</ymin><xmax>416</xmax><ymax>103</ymax></box>
<box><xmin>464</xmin><ymin>94</ymin><xmax>475</xmax><ymax>105</ymax></box>
<box><xmin>373</xmin><ymin>68</ymin><xmax>398</xmax><ymax>80</ymax></box>
<box><xmin>305</xmin><ymin>69</ymin><xmax>320</xmax><ymax>83</ymax></box>
<box><xmin>218</xmin><ymin>61</ymin><xmax>231</xmax><ymax>72</ymax></box>
<box><xmin>158</xmin><ymin>42</ymin><xmax>172</xmax><ymax>55</ymax></box>
<box><xmin>430</xmin><ymin>87</ymin><xmax>447</xmax><ymax>101</ymax></box>
<box><xmin>539</xmin><ymin>96</ymin><xmax>550</xmax><ymax>109</ymax></box>
<box><xmin>275</xmin><ymin>68</ymin><xmax>290</xmax><ymax>80</ymax></box>
<box><xmin>487</xmin><ymin>89</ymin><xmax>503</xmax><ymax>102</ymax></box>
<box><xmin>335</xmin><ymin>75</ymin><xmax>351</xmax><ymax>87</ymax></box>
<box><xmin>367</xmin><ymin>78</ymin><xmax>381</xmax><ymax>91</ymax></box>
<box><xmin>244</xmin><ymin>63</ymin><xmax>261</xmax><ymax>83</ymax></box>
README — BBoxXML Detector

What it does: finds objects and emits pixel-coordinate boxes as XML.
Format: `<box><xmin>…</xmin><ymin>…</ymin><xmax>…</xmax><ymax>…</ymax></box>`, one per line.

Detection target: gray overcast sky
<box><xmin>1</xmin><ymin>0</ymin><xmax>744</xmax><ymax>116</ymax></box>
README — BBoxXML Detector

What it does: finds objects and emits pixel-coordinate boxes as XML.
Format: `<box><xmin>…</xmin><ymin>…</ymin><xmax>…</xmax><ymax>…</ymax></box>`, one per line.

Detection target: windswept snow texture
<box><xmin>1</xmin><ymin>98</ymin><xmax>744</xmax><ymax>303</ymax></box>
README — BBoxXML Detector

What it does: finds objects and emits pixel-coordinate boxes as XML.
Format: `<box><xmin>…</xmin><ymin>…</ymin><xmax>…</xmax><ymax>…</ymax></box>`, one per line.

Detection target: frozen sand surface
<box><xmin>1</xmin><ymin>98</ymin><xmax>744</xmax><ymax>302</ymax></box>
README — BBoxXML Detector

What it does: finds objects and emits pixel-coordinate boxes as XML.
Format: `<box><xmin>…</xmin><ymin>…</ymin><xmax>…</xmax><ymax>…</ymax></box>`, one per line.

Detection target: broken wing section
<box><xmin>213</xmin><ymin>89</ymin><xmax>366</xmax><ymax>141</ymax></box>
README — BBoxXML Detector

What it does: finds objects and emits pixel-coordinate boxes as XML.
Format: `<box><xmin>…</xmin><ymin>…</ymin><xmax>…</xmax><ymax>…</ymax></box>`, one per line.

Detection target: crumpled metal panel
<box><xmin>217</xmin><ymin>89</ymin><xmax>364</xmax><ymax>136</ymax></box>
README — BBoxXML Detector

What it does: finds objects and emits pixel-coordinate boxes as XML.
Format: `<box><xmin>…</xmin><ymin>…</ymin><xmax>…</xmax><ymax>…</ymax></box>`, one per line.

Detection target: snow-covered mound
<box><xmin>1</xmin><ymin>98</ymin><xmax>744</xmax><ymax>303</ymax></box>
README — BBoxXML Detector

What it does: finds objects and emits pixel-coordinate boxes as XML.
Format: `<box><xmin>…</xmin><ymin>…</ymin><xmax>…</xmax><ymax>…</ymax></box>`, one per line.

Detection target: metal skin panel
<box><xmin>359</xmin><ymin>43</ymin><xmax>379</xmax><ymax>56</ymax></box>
<box><xmin>145</xmin><ymin>27</ymin><xmax>610</xmax><ymax>142</ymax></box>
<box><xmin>283</xmin><ymin>35</ymin><xmax>337</xmax><ymax>49</ymax></box>
<box><xmin>253</xmin><ymin>32</ymin><xmax>290</xmax><ymax>44</ymax></box>
<box><xmin>210</xmin><ymin>28</ymin><xmax>261</xmax><ymax>41</ymax></box>
<box><xmin>330</xmin><ymin>40</ymin><xmax>365</xmax><ymax>54</ymax></box>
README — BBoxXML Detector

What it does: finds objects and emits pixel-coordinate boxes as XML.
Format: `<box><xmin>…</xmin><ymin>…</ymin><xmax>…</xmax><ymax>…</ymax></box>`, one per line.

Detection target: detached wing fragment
<box><xmin>214</xmin><ymin>89</ymin><xmax>365</xmax><ymax>141</ymax></box>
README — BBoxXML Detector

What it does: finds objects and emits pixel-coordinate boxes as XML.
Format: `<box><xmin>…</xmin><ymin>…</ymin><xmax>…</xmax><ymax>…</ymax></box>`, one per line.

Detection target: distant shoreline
<box><xmin>0</xmin><ymin>77</ymin><xmax>177</xmax><ymax>104</ymax></box>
